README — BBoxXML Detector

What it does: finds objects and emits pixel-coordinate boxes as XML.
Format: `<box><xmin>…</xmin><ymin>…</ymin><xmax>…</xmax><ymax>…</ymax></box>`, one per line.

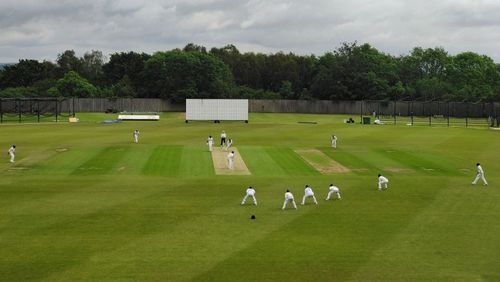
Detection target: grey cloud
<box><xmin>2</xmin><ymin>0</ymin><xmax>500</xmax><ymax>62</ymax></box>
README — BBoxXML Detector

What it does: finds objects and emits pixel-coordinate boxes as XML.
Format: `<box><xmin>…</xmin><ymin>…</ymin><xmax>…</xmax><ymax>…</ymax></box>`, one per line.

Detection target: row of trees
<box><xmin>1</xmin><ymin>43</ymin><xmax>500</xmax><ymax>102</ymax></box>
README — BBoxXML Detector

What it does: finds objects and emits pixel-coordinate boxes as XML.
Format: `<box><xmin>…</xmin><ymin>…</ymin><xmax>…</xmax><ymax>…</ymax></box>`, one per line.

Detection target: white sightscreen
<box><xmin>186</xmin><ymin>99</ymin><xmax>248</xmax><ymax>121</ymax></box>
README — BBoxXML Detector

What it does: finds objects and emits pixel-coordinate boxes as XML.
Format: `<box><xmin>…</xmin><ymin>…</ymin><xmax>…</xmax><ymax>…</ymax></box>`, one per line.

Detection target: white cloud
<box><xmin>2</xmin><ymin>0</ymin><xmax>500</xmax><ymax>62</ymax></box>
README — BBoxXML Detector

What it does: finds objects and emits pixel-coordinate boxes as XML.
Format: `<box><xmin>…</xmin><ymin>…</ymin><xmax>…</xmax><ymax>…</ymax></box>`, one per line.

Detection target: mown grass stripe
<box><xmin>34</xmin><ymin>148</ymin><xmax>102</xmax><ymax>175</ymax></box>
<box><xmin>320</xmin><ymin>148</ymin><xmax>381</xmax><ymax>175</ymax></box>
<box><xmin>378</xmin><ymin>149</ymin><xmax>461</xmax><ymax>176</ymax></box>
<box><xmin>237</xmin><ymin>146</ymin><xmax>286</xmax><ymax>176</ymax></box>
<box><xmin>266</xmin><ymin>147</ymin><xmax>319</xmax><ymax>176</ymax></box>
<box><xmin>179</xmin><ymin>146</ymin><xmax>214</xmax><ymax>177</ymax></box>
<box><xmin>115</xmin><ymin>145</ymin><xmax>155</xmax><ymax>175</ymax></box>
<box><xmin>72</xmin><ymin>146</ymin><xmax>128</xmax><ymax>175</ymax></box>
<box><xmin>142</xmin><ymin>145</ymin><xmax>183</xmax><ymax>176</ymax></box>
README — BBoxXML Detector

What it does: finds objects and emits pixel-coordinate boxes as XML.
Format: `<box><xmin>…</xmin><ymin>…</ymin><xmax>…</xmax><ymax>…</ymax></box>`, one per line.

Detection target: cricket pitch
<box><xmin>211</xmin><ymin>147</ymin><xmax>251</xmax><ymax>175</ymax></box>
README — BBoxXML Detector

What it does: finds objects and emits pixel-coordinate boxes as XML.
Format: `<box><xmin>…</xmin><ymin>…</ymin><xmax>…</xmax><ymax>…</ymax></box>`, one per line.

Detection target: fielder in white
<box><xmin>8</xmin><ymin>145</ymin><xmax>16</xmax><ymax>163</ymax></box>
<box><xmin>227</xmin><ymin>151</ymin><xmax>235</xmax><ymax>170</ymax></box>
<box><xmin>207</xmin><ymin>135</ymin><xmax>214</xmax><ymax>152</ymax></box>
<box><xmin>331</xmin><ymin>135</ymin><xmax>337</xmax><ymax>148</ymax></box>
<box><xmin>378</xmin><ymin>174</ymin><xmax>389</xmax><ymax>190</ymax></box>
<box><xmin>282</xmin><ymin>190</ymin><xmax>297</xmax><ymax>210</ymax></box>
<box><xmin>301</xmin><ymin>185</ymin><xmax>318</xmax><ymax>205</ymax></box>
<box><xmin>133</xmin><ymin>130</ymin><xmax>140</xmax><ymax>143</ymax></box>
<box><xmin>326</xmin><ymin>184</ymin><xmax>342</xmax><ymax>200</ymax></box>
<box><xmin>472</xmin><ymin>163</ymin><xmax>488</xmax><ymax>186</ymax></box>
<box><xmin>241</xmin><ymin>186</ymin><xmax>257</xmax><ymax>205</ymax></box>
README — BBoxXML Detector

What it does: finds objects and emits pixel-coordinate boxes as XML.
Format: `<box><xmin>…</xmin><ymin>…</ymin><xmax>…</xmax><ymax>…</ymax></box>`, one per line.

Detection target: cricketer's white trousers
<box><xmin>282</xmin><ymin>199</ymin><xmax>297</xmax><ymax>210</ymax></box>
<box><xmin>378</xmin><ymin>181</ymin><xmax>388</xmax><ymax>190</ymax></box>
<box><xmin>332</xmin><ymin>140</ymin><xmax>337</xmax><ymax>148</ymax></box>
<box><xmin>241</xmin><ymin>194</ymin><xmax>257</xmax><ymax>205</ymax></box>
<box><xmin>134</xmin><ymin>136</ymin><xmax>138</xmax><ymax>143</ymax></box>
<box><xmin>9</xmin><ymin>153</ymin><xmax>15</xmax><ymax>163</ymax></box>
<box><xmin>208</xmin><ymin>143</ymin><xmax>213</xmax><ymax>151</ymax></box>
<box><xmin>302</xmin><ymin>193</ymin><xmax>318</xmax><ymax>205</ymax></box>
<box><xmin>228</xmin><ymin>160</ymin><xmax>233</xmax><ymax>169</ymax></box>
<box><xmin>326</xmin><ymin>191</ymin><xmax>341</xmax><ymax>200</ymax></box>
<box><xmin>472</xmin><ymin>173</ymin><xmax>488</xmax><ymax>185</ymax></box>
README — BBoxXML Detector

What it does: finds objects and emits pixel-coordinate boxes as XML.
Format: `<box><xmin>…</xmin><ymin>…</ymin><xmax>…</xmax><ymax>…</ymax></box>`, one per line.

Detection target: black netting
<box><xmin>0</xmin><ymin>98</ymin><xmax>73</xmax><ymax>123</ymax></box>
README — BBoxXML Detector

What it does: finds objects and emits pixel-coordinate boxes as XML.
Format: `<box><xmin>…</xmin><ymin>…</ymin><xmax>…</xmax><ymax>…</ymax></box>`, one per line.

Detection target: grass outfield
<box><xmin>0</xmin><ymin>112</ymin><xmax>499</xmax><ymax>281</ymax></box>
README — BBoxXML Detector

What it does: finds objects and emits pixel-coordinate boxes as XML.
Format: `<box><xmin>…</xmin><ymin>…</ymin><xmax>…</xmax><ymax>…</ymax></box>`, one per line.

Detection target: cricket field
<box><xmin>0</xmin><ymin>113</ymin><xmax>499</xmax><ymax>281</ymax></box>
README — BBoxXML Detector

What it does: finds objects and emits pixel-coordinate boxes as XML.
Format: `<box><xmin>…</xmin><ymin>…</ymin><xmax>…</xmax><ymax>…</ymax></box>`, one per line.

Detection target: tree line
<box><xmin>1</xmin><ymin>42</ymin><xmax>499</xmax><ymax>102</ymax></box>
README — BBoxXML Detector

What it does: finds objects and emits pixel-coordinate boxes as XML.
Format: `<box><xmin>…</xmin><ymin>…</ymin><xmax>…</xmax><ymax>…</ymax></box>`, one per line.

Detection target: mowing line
<box><xmin>237</xmin><ymin>146</ymin><xmax>286</xmax><ymax>176</ymax></box>
<box><xmin>265</xmin><ymin>147</ymin><xmax>319</xmax><ymax>176</ymax></box>
<box><xmin>295</xmin><ymin>148</ymin><xmax>351</xmax><ymax>174</ymax></box>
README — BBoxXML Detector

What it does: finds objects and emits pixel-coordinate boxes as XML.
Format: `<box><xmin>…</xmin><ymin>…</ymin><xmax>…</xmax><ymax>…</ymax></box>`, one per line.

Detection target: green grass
<box><xmin>0</xmin><ymin>112</ymin><xmax>499</xmax><ymax>281</ymax></box>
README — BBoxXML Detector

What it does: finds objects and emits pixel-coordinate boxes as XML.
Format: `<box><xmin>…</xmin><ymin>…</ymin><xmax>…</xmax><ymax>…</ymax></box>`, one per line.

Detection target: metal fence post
<box><xmin>393</xmin><ymin>100</ymin><xmax>396</xmax><ymax>125</ymax></box>
<box><xmin>37</xmin><ymin>99</ymin><xmax>40</xmax><ymax>122</ymax></box>
<box><xmin>360</xmin><ymin>100</ymin><xmax>363</xmax><ymax>123</ymax></box>
<box><xmin>18</xmin><ymin>99</ymin><xmax>21</xmax><ymax>123</ymax></box>
<box><xmin>55</xmin><ymin>99</ymin><xmax>59</xmax><ymax>122</ymax></box>
<box><xmin>465</xmin><ymin>103</ymin><xmax>469</xmax><ymax>127</ymax></box>
<box><xmin>447</xmin><ymin>102</ymin><xmax>450</xmax><ymax>127</ymax></box>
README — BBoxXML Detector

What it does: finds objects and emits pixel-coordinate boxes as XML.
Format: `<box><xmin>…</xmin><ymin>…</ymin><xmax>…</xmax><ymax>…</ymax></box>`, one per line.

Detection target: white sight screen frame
<box><xmin>186</xmin><ymin>99</ymin><xmax>248</xmax><ymax>121</ymax></box>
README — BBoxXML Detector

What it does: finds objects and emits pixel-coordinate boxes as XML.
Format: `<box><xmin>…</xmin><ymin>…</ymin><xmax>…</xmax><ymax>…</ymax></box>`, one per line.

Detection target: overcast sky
<box><xmin>2</xmin><ymin>0</ymin><xmax>500</xmax><ymax>62</ymax></box>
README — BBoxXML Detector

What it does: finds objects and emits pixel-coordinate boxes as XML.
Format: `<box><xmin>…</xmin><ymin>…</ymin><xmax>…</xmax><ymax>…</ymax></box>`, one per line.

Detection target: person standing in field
<box><xmin>282</xmin><ymin>189</ymin><xmax>297</xmax><ymax>210</ymax></box>
<box><xmin>226</xmin><ymin>138</ymin><xmax>233</xmax><ymax>151</ymax></box>
<box><xmin>227</xmin><ymin>151</ymin><xmax>235</xmax><ymax>170</ymax></box>
<box><xmin>220</xmin><ymin>130</ymin><xmax>227</xmax><ymax>147</ymax></box>
<box><xmin>207</xmin><ymin>135</ymin><xmax>214</xmax><ymax>152</ymax></box>
<box><xmin>241</xmin><ymin>186</ymin><xmax>257</xmax><ymax>206</ymax></box>
<box><xmin>301</xmin><ymin>185</ymin><xmax>318</xmax><ymax>205</ymax></box>
<box><xmin>133</xmin><ymin>129</ymin><xmax>140</xmax><ymax>143</ymax></box>
<box><xmin>326</xmin><ymin>184</ymin><xmax>342</xmax><ymax>200</ymax></box>
<box><xmin>331</xmin><ymin>135</ymin><xmax>337</xmax><ymax>148</ymax></box>
<box><xmin>378</xmin><ymin>174</ymin><xmax>389</xmax><ymax>191</ymax></box>
<box><xmin>472</xmin><ymin>163</ymin><xmax>488</xmax><ymax>186</ymax></box>
<box><xmin>7</xmin><ymin>145</ymin><xmax>15</xmax><ymax>163</ymax></box>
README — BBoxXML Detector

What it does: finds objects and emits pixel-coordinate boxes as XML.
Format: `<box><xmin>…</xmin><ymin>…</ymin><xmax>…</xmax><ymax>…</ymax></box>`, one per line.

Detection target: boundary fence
<box><xmin>0</xmin><ymin>98</ymin><xmax>74</xmax><ymax>123</ymax></box>
<box><xmin>366</xmin><ymin>100</ymin><xmax>499</xmax><ymax>127</ymax></box>
<box><xmin>1</xmin><ymin>98</ymin><xmax>499</xmax><ymax>127</ymax></box>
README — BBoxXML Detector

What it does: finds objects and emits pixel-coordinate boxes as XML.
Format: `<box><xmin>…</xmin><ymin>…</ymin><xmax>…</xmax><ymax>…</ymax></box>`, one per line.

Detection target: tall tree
<box><xmin>56</xmin><ymin>50</ymin><xmax>83</xmax><ymax>75</ymax></box>
<box><xmin>81</xmin><ymin>50</ymin><xmax>106</xmax><ymax>85</ymax></box>
<box><xmin>54</xmin><ymin>71</ymin><xmax>98</xmax><ymax>97</ymax></box>
<box><xmin>398</xmin><ymin>47</ymin><xmax>452</xmax><ymax>100</ymax></box>
<box><xmin>142</xmin><ymin>50</ymin><xmax>233</xmax><ymax>101</ymax></box>
<box><xmin>102</xmin><ymin>51</ymin><xmax>150</xmax><ymax>95</ymax></box>
<box><xmin>0</xmin><ymin>59</ymin><xmax>57</xmax><ymax>89</ymax></box>
<box><xmin>448</xmin><ymin>52</ymin><xmax>500</xmax><ymax>101</ymax></box>
<box><xmin>312</xmin><ymin>42</ymin><xmax>398</xmax><ymax>100</ymax></box>
<box><xmin>183</xmin><ymin>43</ymin><xmax>207</xmax><ymax>53</ymax></box>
